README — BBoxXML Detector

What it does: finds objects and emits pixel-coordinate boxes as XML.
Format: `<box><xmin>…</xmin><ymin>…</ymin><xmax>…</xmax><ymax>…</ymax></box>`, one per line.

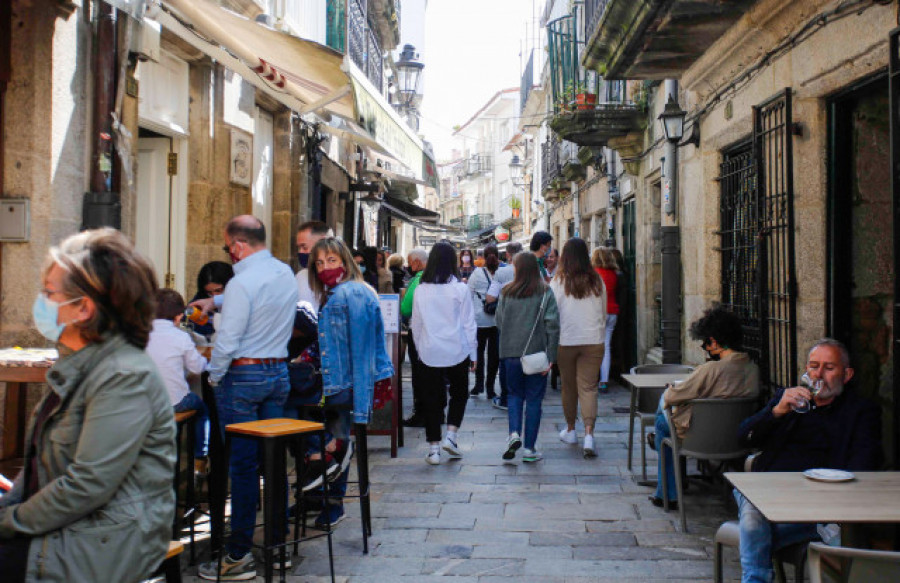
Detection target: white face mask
<box><xmin>462</xmin><ymin>256</ymin><xmax>471</xmax><ymax>264</ymax></box>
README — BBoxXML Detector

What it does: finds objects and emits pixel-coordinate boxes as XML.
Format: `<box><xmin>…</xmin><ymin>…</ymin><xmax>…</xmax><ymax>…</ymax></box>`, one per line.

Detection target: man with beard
<box><xmin>734</xmin><ymin>338</ymin><xmax>882</xmax><ymax>583</ymax></box>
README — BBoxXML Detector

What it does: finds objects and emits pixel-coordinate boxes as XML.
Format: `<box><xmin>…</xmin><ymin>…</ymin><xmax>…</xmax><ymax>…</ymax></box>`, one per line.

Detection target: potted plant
<box><xmin>559</xmin><ymin>82</ymin><xmax>575</xmax><ymax>113</ymax></box>
<box><xmin>510</xmin><ymin>197</ymin><xmax>521</xmax><ymax>218</ymax></box>
<box><xmin>574</xmin><ymin>81</ymin><xmax>597</xmax><ymax>111</ymax></box>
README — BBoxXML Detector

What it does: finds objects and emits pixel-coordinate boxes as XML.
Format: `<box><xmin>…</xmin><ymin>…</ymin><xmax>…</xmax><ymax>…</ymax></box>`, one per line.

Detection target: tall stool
<box><xmin>173</xmin><ymin>410</ymin><xmax>198</xmax><ymax>564</ymax></box>
<box><xmin>294</xmin><ymin>404</ymin><xmax>372</xmax><ymax>553</ymax></box>
<box><xmin>224</xmin><ymin>418</ymin><xmax>335</xmax><ymax>583</ymax></box>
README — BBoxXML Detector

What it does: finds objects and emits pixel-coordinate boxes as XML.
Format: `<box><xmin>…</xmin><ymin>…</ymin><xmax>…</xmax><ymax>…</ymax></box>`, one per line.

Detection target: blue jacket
<box><xmin>319</xmin><ymin>281</ymin><xmax>394</xmax><ymax>423</ymax></box>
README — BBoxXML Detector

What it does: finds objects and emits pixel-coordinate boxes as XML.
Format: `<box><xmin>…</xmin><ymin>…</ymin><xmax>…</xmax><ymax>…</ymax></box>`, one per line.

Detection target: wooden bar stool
<box><xmin>224</xmin><ymin>418</ymin><xmax>335</xmax><ymax>583</ymax></box>
<box><xmin>143</xmin><ymin>541</ymin><xmax>183</xmax><ymax>583</ymax></box>
<box><xmin>173</xmin><ymin>410</ymin><xmax>198</xmax><ymax>564</ymax></box>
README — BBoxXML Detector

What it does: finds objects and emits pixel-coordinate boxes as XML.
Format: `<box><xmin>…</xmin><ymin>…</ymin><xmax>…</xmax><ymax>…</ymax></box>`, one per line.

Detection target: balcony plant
<box><xmin>510</xmin><ymin>197</ymin><xmax>522</xmax><ymax>218</ymax></box>
<box><xmin>573</xmin><ymin>81</ymin><xmax>597</xmax><ymax>111</ymax></box>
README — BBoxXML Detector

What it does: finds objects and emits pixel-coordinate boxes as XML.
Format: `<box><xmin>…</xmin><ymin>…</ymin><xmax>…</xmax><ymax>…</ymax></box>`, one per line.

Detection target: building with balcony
<box><xmin>449</xmin><ymin>88</ymin><xmax>522</xmax><ymax>246</ymax></box>
<box><xmin>578</xmin><ymin>0</ymin><xmax>900</xmax><ymax>465</ymax></box>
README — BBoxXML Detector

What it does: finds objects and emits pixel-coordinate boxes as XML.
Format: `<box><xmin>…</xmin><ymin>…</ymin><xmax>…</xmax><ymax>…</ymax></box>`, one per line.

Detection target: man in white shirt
<box><xmin>295</xmin><ymin>220</ymin><xmax>333</xmax><ymax>310</ymax></box>
<box><xmin>484</xmin><ymin>242</ymin><xmax>522</xmax><ymax>408</ymax></box>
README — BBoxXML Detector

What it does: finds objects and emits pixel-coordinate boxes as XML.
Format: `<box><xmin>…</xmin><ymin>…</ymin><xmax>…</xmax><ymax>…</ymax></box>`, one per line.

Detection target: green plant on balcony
<box><xmin>573</xmin><ymin>81</ymin><xmax>597</xmax><ymax>111</ymax></box>
<box><xmin>510</xmin><ymin>197</ymin><xmax>522</xmax><ymax>218</ymax></box>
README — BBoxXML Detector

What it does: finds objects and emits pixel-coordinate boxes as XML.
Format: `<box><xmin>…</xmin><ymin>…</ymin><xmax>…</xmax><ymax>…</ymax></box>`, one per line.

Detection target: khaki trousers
<box><xmin>557</xmin><ymin>343</ymin><xmax>604</xmax><ymax>429</ymax></box>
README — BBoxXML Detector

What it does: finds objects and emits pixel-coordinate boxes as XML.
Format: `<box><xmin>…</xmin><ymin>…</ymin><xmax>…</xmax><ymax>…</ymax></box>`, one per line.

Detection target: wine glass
<box><xmin>792</xmin><ymin>372</ymin><xmax>823</xmax><ymax>414</ymax></box>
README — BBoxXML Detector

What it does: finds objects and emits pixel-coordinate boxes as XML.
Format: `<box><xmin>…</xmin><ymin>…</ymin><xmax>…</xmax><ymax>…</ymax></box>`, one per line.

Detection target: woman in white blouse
<box><xmin>411</xmin><ymin>242</ymin><xmax>478</xmax><ymax>465</ymax></box>
<box><xmin>550</xmin><ymin>238</ymin><xmax>607</xmax><ymax>458</ymax></box>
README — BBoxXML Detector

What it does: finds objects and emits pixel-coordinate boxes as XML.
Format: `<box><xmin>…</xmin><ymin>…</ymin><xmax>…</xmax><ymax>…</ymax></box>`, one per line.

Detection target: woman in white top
<box><xmin>550</xmin><ymin>237</ymin><xmax>607</xmax><ymax>457</ymax></box>
<box><xmin>411</xmin><ymin>242</ymin><xmax>478</xmax><ymax>465</ymax></box>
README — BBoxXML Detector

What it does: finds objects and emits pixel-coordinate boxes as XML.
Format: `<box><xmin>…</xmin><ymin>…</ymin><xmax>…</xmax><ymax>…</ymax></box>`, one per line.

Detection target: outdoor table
<box><xmin>0</xmin><ymin>348</ymin><xmax>57</xmax><ymax>461</ymax></box>
<box><xmin>621</xmin><ymin>372</ymin><xmax>691</xmax><ymax>485</ymax></box>
<box><xmin>726</xmin><ymin>471</ymin><xmax>900</xmax><ymax>546</ymax></box>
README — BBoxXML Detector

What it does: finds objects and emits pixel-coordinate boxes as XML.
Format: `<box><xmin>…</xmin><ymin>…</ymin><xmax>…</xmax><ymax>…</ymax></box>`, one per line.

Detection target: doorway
<box><xmin>135</xmin><ymin>132</ymin><xmax>188</xmax><ymax>293</ymax></box>
<box><xmin>828</xmin><ymin>74</ymin><xmax>893</xmax><ymax>463</ymax></box>
<box><xmin>622</xmin><ymin>198</ymin><xmax>637</xmax><ymax>372</ymax></box>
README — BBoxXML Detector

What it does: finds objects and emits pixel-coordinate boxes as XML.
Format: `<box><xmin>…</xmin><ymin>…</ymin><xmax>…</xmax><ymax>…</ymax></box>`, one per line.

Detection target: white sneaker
<box><xmin>583</xmin><ymin>434</ymin><xmax>597</xmax><ymax>458</ymax></box>
<box><xmin>441</xmin><ymin>435</ymin><xmax>462</xmax><ymax>457</ymax></box>
<box><xmin>559</xmin><ymin>428</ymin><xmax>577</xmax><ymax>444</ymax></box>
<box><xmin>426</xmin><ymin>450</ymin><xmax>441</xmax><ymax>465</ymax></box>
<box><xmin>522</xmin><ymin>448</ymin><xmax>543</xmax><ymax>462</ymax></box>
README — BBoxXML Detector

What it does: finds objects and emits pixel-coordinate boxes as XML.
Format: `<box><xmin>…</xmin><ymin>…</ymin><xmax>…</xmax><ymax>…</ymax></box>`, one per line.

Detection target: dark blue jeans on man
<box><xmin>214</xmin><ymin>362</ymin><xmax>289</xmax><ymax>559</ymax></box>
<box><xmin>502</xmin><ymin>358</ymin><xmax>546</xmax><ymax>450</ymax></box>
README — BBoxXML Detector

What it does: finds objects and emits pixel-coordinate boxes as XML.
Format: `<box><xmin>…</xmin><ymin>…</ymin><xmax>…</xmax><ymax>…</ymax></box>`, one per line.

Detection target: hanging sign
<box><xmin>495</xmin><ymin>227</ymin><xmax>510</xmax><ymax>242</ymax></box>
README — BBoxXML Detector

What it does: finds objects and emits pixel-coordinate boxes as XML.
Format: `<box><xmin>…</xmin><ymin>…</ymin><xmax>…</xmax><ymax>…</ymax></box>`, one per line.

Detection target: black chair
<box><xmin>172</xmin><ymin>410</ymin><xmax>198</xmax><ymax>564</ymax></box>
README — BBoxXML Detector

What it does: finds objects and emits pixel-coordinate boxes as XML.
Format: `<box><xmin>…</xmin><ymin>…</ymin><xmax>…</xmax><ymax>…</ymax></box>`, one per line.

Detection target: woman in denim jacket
<box><xmin>306</xmin><ymin>237</ymin><xmax>393</xmax><ymax>526</ymax></box>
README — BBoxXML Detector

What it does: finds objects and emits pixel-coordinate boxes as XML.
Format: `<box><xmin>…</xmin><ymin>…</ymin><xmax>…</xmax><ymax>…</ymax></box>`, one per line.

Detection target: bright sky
<box><xmin>421</xmin><ymin>0</ymin><xmax>542</xmax><ymax>161</ymax></box>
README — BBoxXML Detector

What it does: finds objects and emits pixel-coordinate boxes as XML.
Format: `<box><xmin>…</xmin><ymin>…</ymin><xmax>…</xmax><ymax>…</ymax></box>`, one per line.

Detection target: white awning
<box><xmin>158</xmin><ymin>0</ymin><xmax>354</xmax><ymax>119</ymax></box>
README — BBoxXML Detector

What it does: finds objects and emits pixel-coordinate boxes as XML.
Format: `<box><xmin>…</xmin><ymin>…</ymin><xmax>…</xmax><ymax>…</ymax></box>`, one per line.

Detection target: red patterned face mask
<box><xmin>316</xmin><ymin>266</ymin><xmax>345</xmax><ymax>288</ymax></box>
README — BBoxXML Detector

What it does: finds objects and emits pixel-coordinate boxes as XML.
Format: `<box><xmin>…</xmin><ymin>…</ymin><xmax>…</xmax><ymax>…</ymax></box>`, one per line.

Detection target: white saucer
<box><xmin>803</xmin><ymin>468</ymin><xmax>855</xmax><ymax>483</ymax></box>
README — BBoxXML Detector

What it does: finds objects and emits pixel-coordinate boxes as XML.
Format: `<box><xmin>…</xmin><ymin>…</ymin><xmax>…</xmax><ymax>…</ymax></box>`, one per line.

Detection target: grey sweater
<box><xmin>495</xmin><ymin>290</ymin><xmax>561</xmax><ymax>363</ymax></box>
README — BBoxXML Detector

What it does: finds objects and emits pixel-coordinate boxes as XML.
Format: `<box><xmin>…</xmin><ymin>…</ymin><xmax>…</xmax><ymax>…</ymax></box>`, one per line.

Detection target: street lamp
<box><xmin>658</xmin><ymin>95</ymin><xmax>686</xmax><ymax>143</ymax></box>
<box><xmin>508</xmin><ymin>154</ymin><xmax>523</xmax><ymax>185</ymax></box>
<box><xmin>359</xmin><ymin>191</ymin><xmax>383</xmax><ymax>214</ymax></box>
<box><xmin>395</xmin><ymin>44</ymin><xmax>424</xmax><ymax>109</ymax></box>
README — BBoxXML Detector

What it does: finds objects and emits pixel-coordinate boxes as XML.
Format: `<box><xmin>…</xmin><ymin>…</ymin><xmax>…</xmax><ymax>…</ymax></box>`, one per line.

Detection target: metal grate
<box><xmin>541</xmin><ymin>133</ymin><xmax>561</xmax><ymax>191</ymax></box>
<box><xmin>719</xmin><ymin>145</ymin><xmax>762</xmax><ymax>366</ymax></box>
<box><xmin>754</xmin><ymin>89</ymin><xmax>798</xmax><ymax>392</ymax></box>
<box><xmin>718</xmin><ymin>89</ymin><xmax>798</xmax><ymax>394</ymax></box>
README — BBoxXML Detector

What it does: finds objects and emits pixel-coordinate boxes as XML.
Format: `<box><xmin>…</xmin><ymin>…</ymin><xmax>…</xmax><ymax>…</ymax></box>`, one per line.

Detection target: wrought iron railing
<box><xmin>541</xmin><ymin>134</ymin><xmax>562</xmax><ymax>191</ymax></box>
<box><xmin>583</xmin><ymin>0</ymin><xmax>610</xmax><ymax>41</ymax></box>
<box><xmin>466</xmin><ymin>154</ymin><xmax>492</xmax><ymax>176</ymax></box>
<box><xmin>450</xmin><ymin>213</ymin><xmax>494</xmax><ymax>232</ymax></box>
<box><xmin>347</xmin><ymin>0</ymin><xmax>383</xmax><ymax>92</ymax></box>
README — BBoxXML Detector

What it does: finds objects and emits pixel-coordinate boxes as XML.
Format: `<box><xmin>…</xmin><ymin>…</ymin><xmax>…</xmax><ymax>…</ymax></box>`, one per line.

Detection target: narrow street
<box><xmin>184</xmin><ymin>363</ymin><xmax>740</xmax><ymax>582</ymax></box>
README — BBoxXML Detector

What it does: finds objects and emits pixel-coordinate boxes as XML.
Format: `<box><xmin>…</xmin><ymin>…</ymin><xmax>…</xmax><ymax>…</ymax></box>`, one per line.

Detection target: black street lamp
<box><xmin>658</xmin><ymin>95</ymin><xmax>686</xmax><ymax>143</ymax></box>
<box><xmin>508</xmin><ymin>154</ymin><xmax>523</xmax><ymax>186</ymax></box>
<box><xmin>395</xmin><ymin>44</ymin><xmax>424</xmax><ymax>108</ymax></box>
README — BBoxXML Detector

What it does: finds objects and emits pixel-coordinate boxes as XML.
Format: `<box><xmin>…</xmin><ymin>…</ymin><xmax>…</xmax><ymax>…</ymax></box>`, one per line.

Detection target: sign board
<box><xmin>418</xmin><ymin>235</ymin><xmax>436</xmax><ymax>246</ymax></box>
<box><xmin>379</xmin><ymin>294</ymin><xmax>400</xmax><ymax>334</ymax></box>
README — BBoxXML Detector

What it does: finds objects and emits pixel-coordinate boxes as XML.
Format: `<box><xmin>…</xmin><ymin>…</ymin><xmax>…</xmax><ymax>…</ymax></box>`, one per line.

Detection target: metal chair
<box><xmin>807</xmin><ymin>541</ymin><xmax>900</xmax><ymax>582</ymax></box>
<box><xmin>627</xmin><ymin>364</ymin><xmax>695</xmax><ymax>480</ymax></box>
<box><xmin>660</xmin><ymin>396</ymin><xmax>759</xmax><ymax>532</ymax></box>
<box><xmin>714</xmin><ymin>520</ymin><xmax>809</xmax><ymax>583</ymax></box>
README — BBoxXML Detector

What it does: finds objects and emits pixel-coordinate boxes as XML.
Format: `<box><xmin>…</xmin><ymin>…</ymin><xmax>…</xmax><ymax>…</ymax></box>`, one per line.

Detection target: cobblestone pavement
<box><xmin>181</xmin><ymin>365</ymin><xmax>743</xmax><ymax>582</ymax></box>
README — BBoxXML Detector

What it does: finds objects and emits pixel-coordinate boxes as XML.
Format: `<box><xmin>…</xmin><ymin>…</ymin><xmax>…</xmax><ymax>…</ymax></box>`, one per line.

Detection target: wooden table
<box><xmin>0</xmin><ymin>360</ymin><xmax>53</xmax><ymax>460</ymax></box>
<box><xmin>726</xmin><ymin>472</ymin><xmax>900</xmax><ymax>524</ymax></box>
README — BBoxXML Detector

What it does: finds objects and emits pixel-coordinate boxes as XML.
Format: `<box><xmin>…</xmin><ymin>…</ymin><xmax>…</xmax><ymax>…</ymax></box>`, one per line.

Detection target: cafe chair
<box><xmin>627</xmin><ymin>364</ymin><xmax>695</xmax><ymax>479</ymax></box>
<box><xmin>142</xmin><ymin>541</ymin><xmax>184</xmax><ymax>583</ymax></box>
<box><xmin>714</xmin><ymin>520</ymin><xmax>808</xmax><ymax>583</ymax></box>
<box><xmin>660</xmin><ymin>396</ymin><xmax>759</xmax><ymax>532</ymax></box>
<box><xmin>807</xmin><ymin>541</ymin><xmax>900</xmax><ymax>582</ymax></box>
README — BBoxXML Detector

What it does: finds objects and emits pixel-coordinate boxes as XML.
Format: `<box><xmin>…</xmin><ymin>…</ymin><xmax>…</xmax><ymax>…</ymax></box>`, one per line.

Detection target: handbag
<box><xmin>520</xmin><ymin>291</ymin><xmax>551</xmax><ymax>375</ymax></box>
<box><xmin>480</xmin><ymin>268</ymin><xmax>498</xmax><ymax>315</ymax></box>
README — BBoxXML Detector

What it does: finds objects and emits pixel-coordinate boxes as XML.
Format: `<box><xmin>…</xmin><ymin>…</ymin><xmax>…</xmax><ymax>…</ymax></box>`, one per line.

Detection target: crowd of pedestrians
<box><xmin>3</xmin><ymin>216</ymin><xmax>884</xmax><ymax>583</ymax></box>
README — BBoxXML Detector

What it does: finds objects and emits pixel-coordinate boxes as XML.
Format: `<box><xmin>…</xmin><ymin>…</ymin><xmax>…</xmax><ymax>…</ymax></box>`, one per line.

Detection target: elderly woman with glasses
<box><xmin>0</xmin><ymin>229</ymin><xmax>175</xmax><ymax>583</ymax></box>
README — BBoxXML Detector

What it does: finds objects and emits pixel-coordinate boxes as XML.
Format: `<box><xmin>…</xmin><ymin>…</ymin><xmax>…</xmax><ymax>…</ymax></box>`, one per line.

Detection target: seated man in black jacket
<box><xmin>734</xmin><ymin>338</ymin><xmax>882</xmax><ymax>583</ymax></box>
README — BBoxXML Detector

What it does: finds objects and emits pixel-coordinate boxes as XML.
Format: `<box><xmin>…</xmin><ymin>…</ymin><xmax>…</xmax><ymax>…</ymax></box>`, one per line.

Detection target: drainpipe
<box><xmin>660</xmin><ymin>79</ymin><xmax>682</xmax><ymax>364</ymax></box>
<box><xmin>572</xmin><ymin>179</ymin><xmax>580</xmax><ymax>238</ymax></box>
<box><xmin>83</xmin><ymin>1</ymin><xmax>120</xmax><ymax>230</ymax></box>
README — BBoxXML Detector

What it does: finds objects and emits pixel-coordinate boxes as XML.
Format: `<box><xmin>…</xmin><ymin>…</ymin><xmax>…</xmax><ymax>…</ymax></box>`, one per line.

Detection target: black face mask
<box><xmin>702</xmin><ymin>339</ymin><xmax>721</xmax><ymax>361</ymax></box>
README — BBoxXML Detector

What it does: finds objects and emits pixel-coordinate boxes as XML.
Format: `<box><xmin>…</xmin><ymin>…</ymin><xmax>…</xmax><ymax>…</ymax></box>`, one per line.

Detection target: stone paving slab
<box><xmin>178</xmin><ymin>371</ymin><xmax>744</xmax><ymax>581</ymax></box>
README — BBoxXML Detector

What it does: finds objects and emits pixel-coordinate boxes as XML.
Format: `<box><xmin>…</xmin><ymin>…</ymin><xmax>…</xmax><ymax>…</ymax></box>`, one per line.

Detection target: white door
<box><xmin>136</xmin><ymin>137</ymin><xmax>174</xmax><ymax>288</ymax></box>
<box><xmin>253</xmin><ymin>110</ymin><xmax>274</xmax><ymax>238</ymax></box>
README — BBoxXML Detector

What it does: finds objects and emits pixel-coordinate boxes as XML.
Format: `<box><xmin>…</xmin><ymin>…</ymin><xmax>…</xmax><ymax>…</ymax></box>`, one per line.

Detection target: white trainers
<box><xmin>583</xmin><ymin>434</ymin><xmax>597</xmax><ymax>458</ymax></box>
<box><xmin>441</xmin><ymin>435</ymin><xmax>462</xmax><ymax>457</ymax></box>
<box><xmin>559</xmin><ymin>428</ymin><xmax>577</xmax><ymax>444</ymax></box>
<box><xmin>503</xmin><ymin>432</ymin><xmax>522</xmax><ymax>460</ymax></box>
<box><xmin>426</xmin><ymin>450</ymin><xmax>441</xmax><ymax>465</ymax></box>
<box><xmin>522</xmin><ymin>448</ymin><xmax>543</xmax><ymax>462</ymax></box>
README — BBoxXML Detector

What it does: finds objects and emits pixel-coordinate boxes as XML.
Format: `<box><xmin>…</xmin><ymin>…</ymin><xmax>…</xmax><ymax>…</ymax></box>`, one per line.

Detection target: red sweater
<box><xmin>595</xmin><ymin>267</ymin><xmax>619</xmax><ymax>315</ymax></box>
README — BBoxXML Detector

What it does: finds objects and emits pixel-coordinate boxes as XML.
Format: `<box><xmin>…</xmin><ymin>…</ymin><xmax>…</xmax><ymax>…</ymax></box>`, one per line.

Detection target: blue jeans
<box><xmin>600</xmin><ymin>314</ymin><xmax>618</xmax><ymax>383</ymax></box>
<box><xmin>503</xmin><ymin>358</ymin><xmax>546</xmax><ymax>450</ymax></box>
<box><xmin>173</xmin><ymin>391</ymin><xmax>209</xmax><ymax>458</ymax></box>
<box><xmin>214</xmin><ymin>363</ymin><xmax>290</xmax><ymax>558</ymax></box>
<box><xmin>498</xmin><ymin>356</ymin><xmax>508</xmax><ymax>405</ymax></box>
<box><xmin>653</xmin><ymin>409</ymin><xmax>676</xmax><ymax>501</ymax></box>
<box><xmin>734</xmin><ymin>490</ymin><xmax>819</xmax><ymax>583</ymax></box>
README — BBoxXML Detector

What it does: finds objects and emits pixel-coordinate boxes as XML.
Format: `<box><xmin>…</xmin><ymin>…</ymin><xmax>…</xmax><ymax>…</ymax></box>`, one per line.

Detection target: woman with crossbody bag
<box><xmin>495</xmin><ymin>253</ymin><xmax>560</xmax><ymax>462</ymax></box>
<box><xmin>468</xmin><ymin>244</ymin><xmax>502</xmax><ymax>399</ymax></box>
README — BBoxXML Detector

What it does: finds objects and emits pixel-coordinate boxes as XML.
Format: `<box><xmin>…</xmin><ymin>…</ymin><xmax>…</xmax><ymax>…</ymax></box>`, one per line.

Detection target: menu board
<box><xmin>379</xmin><ymin>294</ymin><xmax>400</xmax><ymax>334</ymax></box>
